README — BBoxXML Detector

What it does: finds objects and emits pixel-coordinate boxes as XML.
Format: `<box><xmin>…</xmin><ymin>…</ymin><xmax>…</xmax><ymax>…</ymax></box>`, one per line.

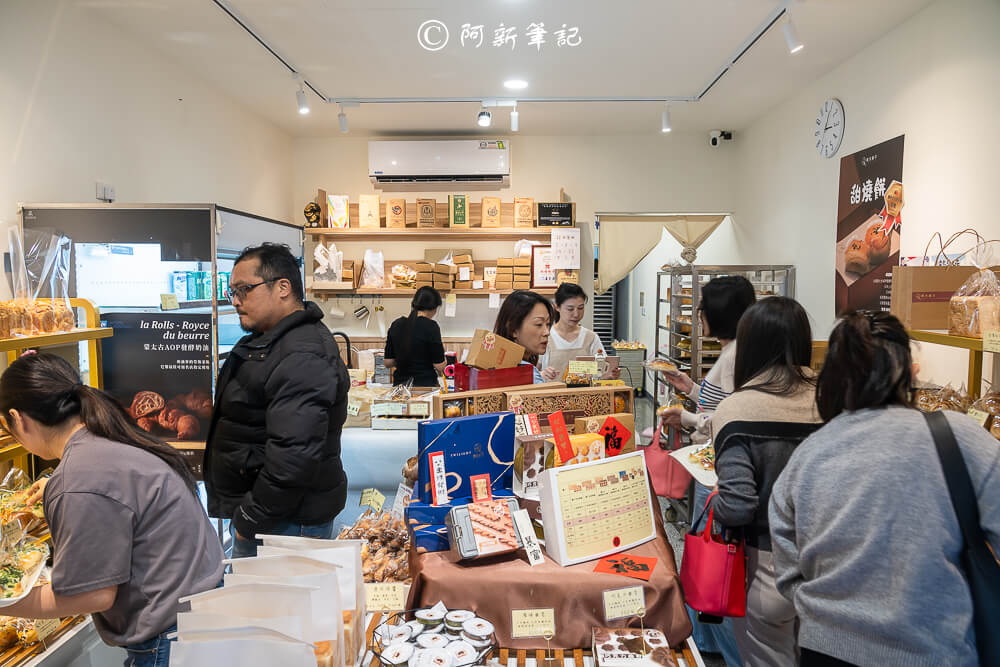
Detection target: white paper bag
<box><xmin>171</xmin><ymin>627</ymin><xmax>316</xmax><ymax>667</ymax></box>
<box><xmin>176</xmin><ymin>612</ymin><xmax>305</xmax><ymax>642</ymax></box>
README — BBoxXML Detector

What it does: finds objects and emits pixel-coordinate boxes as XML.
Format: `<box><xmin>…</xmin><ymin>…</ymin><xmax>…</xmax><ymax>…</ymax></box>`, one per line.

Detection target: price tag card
<box><xmin>409</xmin><ymin>402</ymin><xmax>429</xmax><ymax>417</ymax></box>
<box><xmin>390</xmin><ymin>483</ymin><xmax>413</xmax><ymax>519</ymax></box>
<box><xmin>968</xmin><ymin>408</ymin><xmax>990</xmax><ymax>427</ymax></box>
<box><xmin>567</xmin><ymin>360</ymin><xmax>599</xmax><ymax>376</ymax></box>
<box><xmin>473</xmin><ymin>280</ymin><xmax>484</xmax><ymax>290</ymax></box>
<box><xmin>445</xmin><ymin>293</ymin><xmax>457</xmax><ymax>318</ymax></box>
<box><xmin>512</xmin><ymin>509</ymin><xmax>545</xmax><ymax>567</ymax></box>
<box><xmin>347</xmin><ymin>399</ymin><xmax>362</xmax><ymax>417</ymax></box>
<box><xmin>429</xmin><ymin>452</ymin><xmax>449</xmax><ymax>505</ymax></box>
<box><xmin>489</xmin><ymin>292</ymin><xmax>501</xmax><ymax>309</ymax></box>
<box><xmin>510</xmin><ymin>608</ymin><xmax>556</xmax><ymax>638</ymax></box>
<box><xmin>603</xmin><ymin>585</ymin><xmax>646</xmax><ymax>622</ymax></box>
<box><xmin>1</xmin><ymin>522</ymin><xmax>21</xmax><ymax>546</ymax></box>
<box><xmin>160</xmin><ymin>293</ymin><xmax>180</xmax><ymax>311</ymax></box>
<box><xmin>359</xmin><ymin>488</ymin><xmax>386</xmax><ymax>513</ymax></box>
<box><xmin>984</xmin><ymin>330</ymin><xmax>1000</xmax><ymax>353</ymax></box>
<box><xmin>470</xmin><ymin>474</ymin><xmax>493</xmax><ymax>502</ymax></box>
<box><xmin>34</xmin><ymin>618</ymin><xmax>62</xmax><ymax>644</ymax></box>
<box><xmin>365</xmin><ymin>582</ymin><xmax>409</xmax><ymax>612</ymax></box>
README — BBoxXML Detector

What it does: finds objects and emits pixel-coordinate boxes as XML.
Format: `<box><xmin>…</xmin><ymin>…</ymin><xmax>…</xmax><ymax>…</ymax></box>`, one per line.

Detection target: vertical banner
<box><xmin>101</xmin><ymin>312</ymin><xmax>214</xmax><ymax>442</ymax></box>
<box><xmin>835</xmin><ymin>135</ymin><xmax>905</xmax><ymax>314</ymax></box>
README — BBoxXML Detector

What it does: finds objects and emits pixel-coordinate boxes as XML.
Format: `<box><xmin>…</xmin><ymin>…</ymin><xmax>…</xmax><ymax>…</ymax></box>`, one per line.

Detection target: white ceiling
<box><xmin>78</xmin><ymin>0</ymin><xmax>935</xmax><ymax>136</ymax></box>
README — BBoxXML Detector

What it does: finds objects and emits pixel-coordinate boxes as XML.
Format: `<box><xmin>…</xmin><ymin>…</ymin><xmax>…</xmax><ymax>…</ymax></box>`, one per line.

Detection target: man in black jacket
<box><xmin>205</xmin><ymin>243</ymin><xmax>348</xmax><ymax>557</ymax></box>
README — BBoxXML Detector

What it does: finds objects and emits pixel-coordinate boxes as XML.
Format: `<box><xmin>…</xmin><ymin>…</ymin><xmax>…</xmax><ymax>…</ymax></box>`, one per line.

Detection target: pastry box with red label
<box><xmin>415</xmin><ymin>412</ymin><xmax>516</xmax><ymax>504</ymax></box>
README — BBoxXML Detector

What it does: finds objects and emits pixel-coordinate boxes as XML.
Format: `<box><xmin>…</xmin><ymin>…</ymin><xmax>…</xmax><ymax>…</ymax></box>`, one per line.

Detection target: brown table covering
<box><xmin>407</xmin><ymin>516</ymin><xmax>692</xmax><ymax>649</ymax></box>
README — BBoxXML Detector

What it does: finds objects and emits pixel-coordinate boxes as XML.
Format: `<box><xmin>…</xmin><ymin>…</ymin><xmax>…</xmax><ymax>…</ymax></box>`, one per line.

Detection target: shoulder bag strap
<box><xmin>923</xmin><ymin>410</ymin><xmax>985</xmax><ymax>550</ymax></box>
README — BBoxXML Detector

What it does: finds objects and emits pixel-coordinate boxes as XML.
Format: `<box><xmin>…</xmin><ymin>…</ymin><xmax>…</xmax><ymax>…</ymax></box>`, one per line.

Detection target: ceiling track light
<box><xmin>338</xmin><ymin>104</ymin><xmax>348</xmax><ymax>133</ymax></box>
<box><xmin>510</xmin><ymin>103</ymin><xmax>519</xmax><ymax>132</ymax></box>
<box><xmin>661</xmin><ymin>104</ymin><xmax>672</xmax><ymax>133</ymax></box>
<box><xmin>294</xmin><ymin>73</ymin><xmax>310</xmax><ymax>115</ymax></box>
<box><xmin>782</xmin><ymin>17</ymin><xmax>804</xmax><ymax>54</ymax></box>
<box><xmin>477</xmin><ymin>108</ymin><xmax>492</xmax><ymax>128</ymax></box>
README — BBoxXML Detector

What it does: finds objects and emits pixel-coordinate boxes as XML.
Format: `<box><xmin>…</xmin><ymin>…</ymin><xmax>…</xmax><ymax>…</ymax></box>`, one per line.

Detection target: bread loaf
<box><xmin>949</xmin><ymin>295</ymin><xmax>1000</xmax><ymax>338</ymax></box>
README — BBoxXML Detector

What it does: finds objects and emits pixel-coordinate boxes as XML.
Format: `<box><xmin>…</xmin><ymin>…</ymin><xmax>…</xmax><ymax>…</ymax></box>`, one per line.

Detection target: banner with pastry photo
<box><xmin>835</xmin><ymin>135</ymin><xmax>905</xmax><ymax>314</ymax></box>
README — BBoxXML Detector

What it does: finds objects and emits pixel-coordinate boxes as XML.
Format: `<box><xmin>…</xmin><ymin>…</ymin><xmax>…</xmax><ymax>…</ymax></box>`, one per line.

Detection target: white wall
<box><xmin>293</xmin><ymin>133</ymin><xmax>736</xmax><ymax>338</ymax></box>
<box><xmin>0</xmin><ymin>1</ymin><xmax>294</xmax><ymax>301</ymax></box>
<box><xmin>727</xmin><ymin>0</ymin><xmax>1000</xmax><ymax>388</ymax></box>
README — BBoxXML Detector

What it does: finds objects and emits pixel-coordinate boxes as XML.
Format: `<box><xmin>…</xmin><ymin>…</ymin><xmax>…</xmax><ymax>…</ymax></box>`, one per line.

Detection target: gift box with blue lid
<box><xmin>416</xmin><ymin>412</ymin><xmax>515</xmax><ymax>504</ymax></box>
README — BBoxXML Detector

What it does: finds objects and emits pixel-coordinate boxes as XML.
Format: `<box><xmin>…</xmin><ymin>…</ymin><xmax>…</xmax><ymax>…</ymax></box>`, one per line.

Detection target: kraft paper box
<box><xmin>452</xmin><ymin>254</ymin><xmax>473</xmax><ymax>265</ymax></box>
<box><xmin>544</xmin><ymin>432</ymin><xmax>605</xmax><ymax>468</ymax></box>
<box><xmin>424</xmin><ymin>248</ymin><xmax>473</xmax><ymax>264</ymax></box>
<box><xmin>417</xmin><ymin>199</ymin><xmax>437</xmax><ymax>227</ymax></box>
<box><xmin>434</xmin><ymin>263</ymin><xmax>458</xmax><ymax>275</ymax></box>
<box><xmin>466</xmin><ymin>329</ymin><xmax>525</xmax><ymax>369</ymax></box>
<box><xmin>574</xmin><ymin>413</ymin><xmax>636</xmax><ymax>456</ymax></box>
<box><xmin>505</xmin><ymin>386</ymin><xmax>634</xmax><ymax>418</ymax></box>
<box><xmin>512</xmin><ymin>282</ymin><xmax>532</xmax><ymax>291</ymax></box>
<box><xmin>359</xmin><ymin>194</ymin><xmax>381</xmax><ymax>228</ymax></box>
<box><xmin>408</xmin><ymin>523</ymin><xmax>451</xmax><ymax>553</ymax></box>
<box><xmin>415</xmin><ymin>262</ymin><xmax>434</xmax><ymax>272</ymax></box>
<box><xmin>497</xmin><ymin>258</ymin><xmax>515</xmax><ymax>267</ymax></box>
<box><xmin>415</xmin><ymin>412</ymin><xmax>516</xmax><ymax>503</ymax></box>
<box><xmin>513</xmin><ymin>257</ymin><xmax>532</xmax><ymax>267</ymax></box>
<box><xmin>386</xmin><ymin>198</ymin><xmax>407</xmax><ymax>228</ymax></box>
<box><xmin>405</xmin><ymin>489</ymin><xmax>515</xmax><ymax>526</ymax></box>
<box><xmin>481</xmin><ymin>197</ymin><xmax>502</xmax><ymax>228</ymax></box>
<box><xmin>432</xmin><ymin>382</ymin><xmax>565</xmax><ymax>419</ymax></box>
<box><xmin>448</xmin><ymin>194</ymin><xmax>469</xmax><ymax>228</ymax></box>
<box><xmin>327</xmin><ymin>194</ymin><xmax>349</xmax><ymax>229</ymax></box>
<box><xmin>416</xmin><ymin>272</ymin><xmax>435</xmax><ymax>282</ymax></box>
<box><xmin>454</xmin><ymin>281</ymin><xmax>473</xmax><ymax>289</ymax></box>
<box><xmin>890</xmin><ymin>265</ymin><xmax>1000</xmax><ymax>330</ymax></box>
<box><xmin>514</xmin><ymin>197</ymin><xmax>535</xmax><ymax>228</ymax></box>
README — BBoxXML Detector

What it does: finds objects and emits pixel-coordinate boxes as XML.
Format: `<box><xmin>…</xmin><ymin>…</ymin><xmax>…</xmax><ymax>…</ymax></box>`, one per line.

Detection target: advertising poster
<box><xmin>835</xmin><ymin>135</ymin><xmax>905</xmax><ymax>314</ymax></box>
<box><xmin>101</xmin><ymin>312</ymin><xmax>213</xmax><ymax>442</ymax></box>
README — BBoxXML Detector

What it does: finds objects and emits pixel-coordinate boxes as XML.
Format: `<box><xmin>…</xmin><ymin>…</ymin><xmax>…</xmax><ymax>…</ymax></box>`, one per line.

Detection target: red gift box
<box><xmin>454</xmin><ymin>363</ymin><xmax>534</xmax><ymax>391</ymax></box>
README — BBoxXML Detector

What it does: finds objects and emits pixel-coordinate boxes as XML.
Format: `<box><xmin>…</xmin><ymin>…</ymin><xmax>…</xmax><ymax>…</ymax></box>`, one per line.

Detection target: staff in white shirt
<box><xmin>540</xmin><ymin>283</ymin><xmax>618</xmax><ymax>381</ymax></box>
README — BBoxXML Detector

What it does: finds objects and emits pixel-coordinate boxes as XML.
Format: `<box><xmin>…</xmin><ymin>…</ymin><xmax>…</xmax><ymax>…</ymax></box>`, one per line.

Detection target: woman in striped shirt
<box><xmin>658</xmin><ymin>275</ymin><xmax>756</xmax><ymax>666</ymax></box>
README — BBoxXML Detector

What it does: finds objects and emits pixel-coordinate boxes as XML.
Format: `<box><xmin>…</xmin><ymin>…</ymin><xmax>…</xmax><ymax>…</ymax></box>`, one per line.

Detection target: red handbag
<box><xmin>644</xmin><ymin>417</ymin><xmax>693</xmax><ymax>498</ymax></box>
<box><xmin>679</xmin><ymin>491</ymin><xmax>746</xmax><ymax>617</ymax></box>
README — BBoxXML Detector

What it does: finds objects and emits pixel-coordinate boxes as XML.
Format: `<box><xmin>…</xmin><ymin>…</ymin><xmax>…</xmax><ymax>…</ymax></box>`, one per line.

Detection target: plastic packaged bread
<box><xmin>949</xmin><ymin>268</ymin><xmax>1000</xmax><ymax>338</ymax></box>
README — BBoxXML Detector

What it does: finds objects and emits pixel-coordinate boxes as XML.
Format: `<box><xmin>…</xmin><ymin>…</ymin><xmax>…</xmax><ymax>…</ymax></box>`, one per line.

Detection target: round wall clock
<box><xmin>815</xmin><ymin>98</ymin><xmax>845</xmax><ymax>158</ymax></box>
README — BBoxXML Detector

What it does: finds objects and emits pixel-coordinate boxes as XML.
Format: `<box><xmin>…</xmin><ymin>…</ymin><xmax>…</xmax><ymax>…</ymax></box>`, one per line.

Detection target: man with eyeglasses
<box><xmin>204</xmin><ymin>243</ymin><xmax>349</xmax><ymax>557</ymax></box>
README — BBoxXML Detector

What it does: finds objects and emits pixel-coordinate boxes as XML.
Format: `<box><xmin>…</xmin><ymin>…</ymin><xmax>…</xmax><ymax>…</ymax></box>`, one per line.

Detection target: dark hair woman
<box><xmin>493</xmin><ymin>290</ymin><xmax>555</xmax><ymax>383</ymax></box>
<box><xmin>770</xmin><ymin>312</ymin><xmax>1000</xmax><ymax>666</ymax></box>
<box><xmin>707</xmin><ymin>297</ymin><xmax>821</xmax><ymax>666</ymax></box>
<box><xmin>538</xmin><ymin>283</ymin><xmax>618</xmax><ymax>381</ymax></box>
<box><xmin>384</xmin><ymin>286</ymin><xmax>446</xmax><ymax>386</ymax></box>
<box><xmin>0</xmin><ymin>354</ymin><xmax>224</xmax><ymax>667</ymax></box>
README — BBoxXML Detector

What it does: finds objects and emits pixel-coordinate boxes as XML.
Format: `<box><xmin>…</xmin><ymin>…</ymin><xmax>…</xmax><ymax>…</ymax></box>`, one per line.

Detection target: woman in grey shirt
<box><xmin>770</xmin><ymin>312</ymin><xmax>1000</xmax><ymax>667</ymax></box>
<box><xmin>0</xmin><ymin>354</ymin><xmax>224</xmax><ymax>667</ymax></box>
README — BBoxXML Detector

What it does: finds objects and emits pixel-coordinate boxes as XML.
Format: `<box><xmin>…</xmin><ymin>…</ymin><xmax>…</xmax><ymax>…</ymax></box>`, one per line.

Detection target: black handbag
<box><xmin>924</xmin><ymin>410</ymin><xmax>1000</xmax><ymax>664</ymax></box>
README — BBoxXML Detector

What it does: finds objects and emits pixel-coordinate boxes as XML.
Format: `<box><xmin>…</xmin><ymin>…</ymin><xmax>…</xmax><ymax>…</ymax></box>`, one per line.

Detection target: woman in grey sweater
<box><xmin>769</xmin><ymin>311</ymin><xmax>1000</xmax><ymax>667</ymax></box>
<box><xmin>709</xmin><ymin>297</ymin><xmax>822</xmax><ymax>666</ymax></box>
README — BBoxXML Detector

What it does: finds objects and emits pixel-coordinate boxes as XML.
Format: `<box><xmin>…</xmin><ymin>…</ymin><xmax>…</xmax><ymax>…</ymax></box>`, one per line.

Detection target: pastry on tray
<box><xmin>844</xmin><ymin>239</ymin><xmax>870</xmax><ymax>276</ymax></box>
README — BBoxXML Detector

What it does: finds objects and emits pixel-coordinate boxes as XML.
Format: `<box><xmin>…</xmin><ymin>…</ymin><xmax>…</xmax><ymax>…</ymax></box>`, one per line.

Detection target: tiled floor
<box><xmin>638</xmin><ymin>395</ymin><xmax>730</xmax><ymax>667</ymax></box>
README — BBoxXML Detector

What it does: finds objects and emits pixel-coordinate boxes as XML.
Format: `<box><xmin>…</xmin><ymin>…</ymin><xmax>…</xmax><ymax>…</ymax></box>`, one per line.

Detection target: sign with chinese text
<box><xmin>594</xmin><ymin>553</ymin><xmax>658</xmax><ymax>581</ymax></box>
<box><xmin>510</xmin><ymin>608</ymin><xmax>556</xmax><ymax>638</ymax></box>
<box><xmin>599</xmin><ymin>417</ymin><xmax>633</xmax><ymax>457</ymax></box>
<box><xmin>365</xmin><ymin>582</ymin><xmax>409</xmax><ymax>612</ymax></box>
<box><xmin>512</xmin><ymin>508</ymin><xmax>544</xmax><ymax>567</ymax></box>
<box><xmin>602</xmin><ymin>585</ymin><xmax>646</xmax><ymax>622</ymax></box>
<box><xmin>835</xmin><ymin>135</ymin><xmax>905</xmax><ymax>314</ymax></box>
<box><xmin>360</xmin><ymin>488</ymin><xmax>386</xmax><ymax>513</ymax></box>
<box><xmin>101</xmin><ymin>312</ymin><xmax>213</xmax><ymax>442</ymax></box>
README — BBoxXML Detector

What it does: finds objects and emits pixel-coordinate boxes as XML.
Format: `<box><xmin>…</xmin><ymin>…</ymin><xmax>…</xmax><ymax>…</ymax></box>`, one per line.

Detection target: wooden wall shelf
<box><xmin>306</xmin><ymin>228</ymin><xmax>554</xmax><ymax>241</ymax></box>
<box><xmin>311</xmin><ymin>287</ymin><xmax>556</xmax><ymax>298</ymax></box>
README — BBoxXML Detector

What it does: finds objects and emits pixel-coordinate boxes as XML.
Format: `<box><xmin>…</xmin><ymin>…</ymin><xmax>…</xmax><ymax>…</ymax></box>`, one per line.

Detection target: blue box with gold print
<box><xmin>415</xmin><ymin>412</ymin><xmax>516</xmax><ymax>504</ymax></box>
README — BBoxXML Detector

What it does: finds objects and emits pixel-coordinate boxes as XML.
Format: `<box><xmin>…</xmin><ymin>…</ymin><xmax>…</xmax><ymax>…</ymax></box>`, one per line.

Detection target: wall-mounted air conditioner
<box><xmin>368</xmin><ymin>140</ymin><xmax>510</xmax><ymax>189</ymax></box>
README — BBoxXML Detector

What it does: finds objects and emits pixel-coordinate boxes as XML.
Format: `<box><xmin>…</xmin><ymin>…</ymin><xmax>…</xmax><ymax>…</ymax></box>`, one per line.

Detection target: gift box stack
<box><xmin>414</xmin><ymin>262</ymin><xmax>434</xmax><ymax>289</ymax></box>
<box><xmin>452</xmin><ymin>254</ymin><xmax>476</xmax><ymax>289</ymax></box>
<box><xmin>494</xmin><ymin>258</ymin><xmax>532</xmax><ymax>291</ymax></box>
<box><xmin>433</xmin><ymin>262</ymin><xmax>456</xmax><ymax>291</ymax></box>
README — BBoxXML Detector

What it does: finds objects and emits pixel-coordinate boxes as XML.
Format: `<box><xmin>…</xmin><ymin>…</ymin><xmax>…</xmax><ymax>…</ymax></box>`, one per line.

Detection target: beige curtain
<box><xmin>596</xmin><ymin>215</ymin><xmax>726</xmax><ymax>293</ymax></box>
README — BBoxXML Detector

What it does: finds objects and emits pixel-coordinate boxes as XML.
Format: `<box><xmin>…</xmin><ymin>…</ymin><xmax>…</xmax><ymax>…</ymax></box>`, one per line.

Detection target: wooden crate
<box><xmin>433</xmin><ymin>382</ymin><xmax>566</xmax><ymax>419</ymax></box>
<box><xmin>505</xmin><ymin>386</ymin><xmax>634</xmax><ymax>420</ymax></box>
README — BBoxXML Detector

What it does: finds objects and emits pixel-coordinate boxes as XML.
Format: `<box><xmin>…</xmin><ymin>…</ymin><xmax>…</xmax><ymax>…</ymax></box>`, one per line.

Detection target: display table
<box><xmin>340</xmin><ymin>427</ymin><xmax>416</xmax><ymax>524</ymax></box>
<box><xmin>408</xmin><ymin>520</ymin><xmax>691</xmax><ymax>650</ymax></box>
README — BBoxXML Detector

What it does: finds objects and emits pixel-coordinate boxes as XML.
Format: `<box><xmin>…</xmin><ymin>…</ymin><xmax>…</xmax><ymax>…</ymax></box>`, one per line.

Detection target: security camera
<box><xmin>708</xmin><ymin>130</ymin><xmax>733</xmax><ymax>147</ymax></box>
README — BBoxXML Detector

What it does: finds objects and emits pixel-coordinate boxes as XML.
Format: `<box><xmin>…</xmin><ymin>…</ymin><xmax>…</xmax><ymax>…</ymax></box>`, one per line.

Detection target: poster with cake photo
<box><xmin>835</xmin><ymin>134</ymin><xmax>904</xmax><ymax>314</ymax></box>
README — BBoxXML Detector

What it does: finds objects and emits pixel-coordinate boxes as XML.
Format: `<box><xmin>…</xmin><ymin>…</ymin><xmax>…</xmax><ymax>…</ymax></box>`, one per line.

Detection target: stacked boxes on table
<box><xmin>495</xmin><ymin>258</ymin><xmax>514</xmax><ymax>291</ymax></box>
<box><xmin>406</xmin><ymin>412</ymin><xmax>516</xmax><ymax>553</ymax></box>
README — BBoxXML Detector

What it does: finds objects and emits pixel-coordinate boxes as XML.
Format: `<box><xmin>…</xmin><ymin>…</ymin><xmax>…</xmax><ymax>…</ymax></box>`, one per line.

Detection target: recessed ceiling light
<box><xmin>504</xmin><ymin>79</ymin><xmax>528</xmax><ymax>90</ymax></box>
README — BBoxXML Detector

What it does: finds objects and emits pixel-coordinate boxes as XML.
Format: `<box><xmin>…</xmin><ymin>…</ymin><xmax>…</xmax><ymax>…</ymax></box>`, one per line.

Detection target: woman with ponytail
<box><xmin>0</xmin><ymin>353</ymin><xmax>224</xmax><ymax>667</ymax></box>
<box><xmin>769</xmin><ymin>311</ymin><xmax>1000</xmax><ymax>667</ymax></box>
<box><xmin>384</xmin><ymin>286</ymin><xmax>446</xmax><ymax>386</ymax></box>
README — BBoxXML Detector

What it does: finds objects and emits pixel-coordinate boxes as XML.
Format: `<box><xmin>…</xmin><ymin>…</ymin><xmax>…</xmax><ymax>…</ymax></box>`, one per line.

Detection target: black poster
<box><xmin>101</xmin><ymin>312</ymin><xmax>213</xmax><ymax>443</ymax></box>
<box><xmin>835</xmin><ymin>135</ymin><xmax>905</xmax><ymax>315</ymax></box>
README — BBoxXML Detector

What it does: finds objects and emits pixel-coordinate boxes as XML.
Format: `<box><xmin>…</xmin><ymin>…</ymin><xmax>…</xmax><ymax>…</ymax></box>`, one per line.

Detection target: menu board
<box><xmin>538</xmin><ymin>451</ymin><xmax>655</xmax><ymax>566</ymax></box>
